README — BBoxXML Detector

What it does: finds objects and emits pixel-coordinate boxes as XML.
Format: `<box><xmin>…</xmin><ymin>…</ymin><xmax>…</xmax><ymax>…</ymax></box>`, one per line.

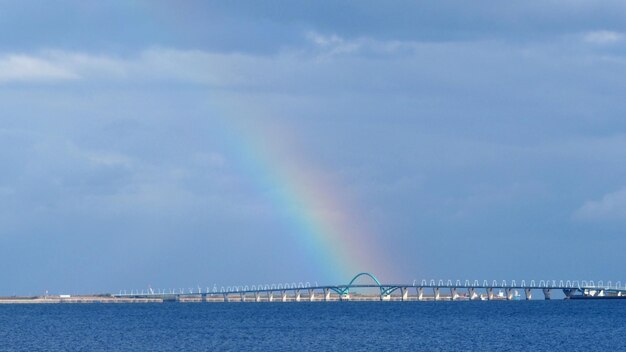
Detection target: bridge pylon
<box><xmin>562</xmin><ymin>288</ymin><xmax>578</xmax><ymax>299</ymax></box>
<box><xmin>505</xmin><ymin>288</ymin><xmax>514</xmax><ymax>300</ymax></box>
<box><xmin>433</xmin><ymin>287</ymin><xmax>441</xmax><ymax>301</ymax></box>
<box><xmin>467</xmin><ymin>288</ymin><xmax>477</xmax><ymax>300</ymax></box>
<box><xmin>542</xmin><ymin>288</ymin><xmax>552</xmax><ymax>300</ymax></box>
<box><xmin>487</xmin><ymin>287</ymin><xmax>494</xmax><ymax>300</ymax></box>
<box><xmin>324</xmin><ymin>288</ymin><xmax>331</xmax><ymax>302</ymax></box>
<box><xmin>524</xmin><ymin>288</ymin><xmax>532</xmax><ymax>300</ymax></box>
<box><xmin>417</xmin><ymin>287</ymin><xmax>424</xmax><ymax>301</ymax></box>
<box><xmin>401</xmin><ymin>287</ymin><xmax>409</xmax><ymax>301</ymax></box>
<box><xmin>450</xmin><ymin>287</ymin><xmax>458</xmax><ymax>301</ymax></box>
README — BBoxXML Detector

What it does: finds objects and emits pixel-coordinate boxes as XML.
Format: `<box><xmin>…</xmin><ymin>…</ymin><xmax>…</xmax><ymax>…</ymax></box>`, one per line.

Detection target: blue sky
<box><xmin>1</xmin><ymin>1</ymin><xmax>626</xmax><ymax>295</ymax></box>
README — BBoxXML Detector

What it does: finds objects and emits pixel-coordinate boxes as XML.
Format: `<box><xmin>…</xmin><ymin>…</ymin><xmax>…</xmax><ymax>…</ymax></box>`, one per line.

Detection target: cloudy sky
<box><xmin>1</xmin><ymin>1</ymin><xmax>626</xmax><ymax>295</ymax></box>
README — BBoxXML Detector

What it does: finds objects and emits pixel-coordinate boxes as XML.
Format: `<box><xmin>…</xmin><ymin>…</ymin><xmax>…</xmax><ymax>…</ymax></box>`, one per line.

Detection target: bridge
<box><xmin>114</xmin><ymin>273</ymin><xmax>626</xmax><ymax>302</ymax></box>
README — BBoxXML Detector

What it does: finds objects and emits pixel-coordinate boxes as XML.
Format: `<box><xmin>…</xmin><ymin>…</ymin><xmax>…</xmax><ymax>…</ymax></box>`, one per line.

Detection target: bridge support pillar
<box><xmin>468</xmin><ymin>288</ymin><xmax>477</xmax><ymax>300</ymax></box>
<box><xmin>542</xmin><ymin>288</ymin><xmax>552</xmax><ymax>300</ymax></box>
<box><xmin>434</xmin><ymin>287</ymin><xmax>441</xmax><ymax>301</ymax></box>
<box><xmin>562</xmin><ymin>288</ymin><xmax>577</xmax><ymax>299</ymax></box>
<box><xmin>255</xmin><ymin>292</ymin><xmax>261</xmax><ymax>302</ymax></box>
<box><xmin>506</xmin><ymin>288</ymin><xmax>514</xmax><ymax>301</ymax></box>
<box><xmin>268</xmin><ymin>291</ymin><xmax>274</xmax><ymax>302</ymax></box>
<box><xmin>401</xmin><ymin>287</ymin><xmax>409</xmax><ymax>301</ymax></box>
<box><xmin>281</xmin><ymin>290</ymin><xmax>287</xmax><ymax>302</ymax></box>
<box><xmin>487</xmin><ymin>288</ymin><xmax>494</xmax><ymax>300</ymax></box>
<box><xmin>223</xmin><ymin>293</ymin><xmax>229</xmax><ymax>303</ymax></box>
<box><xmin>417</xmin><ymin>287</ymin><xmax>424</xmax><ymax>301</ymax></box>
<box><xmin>308</xmin><ymin>289</ymin><xmax>315</xmax><ymax>302</ymax></box>
<box><xmin>295</xmin><ymin>290</ymin><xmax>301</xmax><ymax>302</ymax></box>
<box><xmin>525</xmin><ymin>288</ymin><xmax>532</xmax><ymax>300</ymax></box>
<box><xmin>324</xmin><ymin>288</ymin><xmax>331</xmax><ymax>301</ymax></box>
<box><xmin>240</xmin><ymin>293</ymin><xmax>246</xmax><ymax>302</ymax></box>
<box><xmin>450</xmin><ymin>288</ymin><xmax>458</xmax><ymax>301</ymax></box>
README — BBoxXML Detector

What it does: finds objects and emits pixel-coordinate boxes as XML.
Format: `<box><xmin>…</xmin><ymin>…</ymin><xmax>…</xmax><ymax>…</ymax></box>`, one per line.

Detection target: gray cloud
<box><xmin>583</xmin><ymin>30</ymin><xmax>625</xmax><ymax>44</ymax></box>
<box><xmin>575</xmin><ymin>188</ymin><xmax>626</xmax><ymax>220</ymax></box>
<box><xmin>0</xmin><ymin>54</ymin><xmax>79</xmax><ymax>82</ymax></box>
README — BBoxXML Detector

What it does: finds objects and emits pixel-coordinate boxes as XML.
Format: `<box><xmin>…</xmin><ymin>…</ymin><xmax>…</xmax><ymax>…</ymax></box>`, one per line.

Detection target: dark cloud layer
<box><xmin>3</xmin><ymin>1</ymin><xmax>626</xmax><ymax>52</ymax></box>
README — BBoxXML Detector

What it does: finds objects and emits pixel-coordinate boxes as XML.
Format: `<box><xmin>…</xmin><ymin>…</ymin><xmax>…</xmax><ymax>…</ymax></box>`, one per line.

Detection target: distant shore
<box><xmin>0</xmin><ymin>295</ymin><xmax>162</xmax><ymax>304</ymax></box>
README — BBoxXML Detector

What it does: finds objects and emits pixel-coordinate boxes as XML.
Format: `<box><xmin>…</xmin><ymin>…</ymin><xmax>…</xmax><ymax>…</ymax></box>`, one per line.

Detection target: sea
<box><xmin>1</xmin><ymin>300</ymin><xmax>625</xmax><ymax>351</ymax></box>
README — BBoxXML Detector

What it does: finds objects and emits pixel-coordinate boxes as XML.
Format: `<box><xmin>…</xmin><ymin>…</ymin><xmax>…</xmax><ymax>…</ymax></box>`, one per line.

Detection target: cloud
<box><xmin>0</xmin><ymin>49</ymin><xmax>273</xmax><ymax>87</ymax></box>
<box><xmin>583</xmin><ymin>30</ymin><xmax>624</xmax><ymax>44</ymax></box>
<box><xmin>45</xmin><ymin>51</ymin><xmax>127</xmax><ymax>77</ymax></box>
<box><xmin>574</xmin><ymin>187</ymin><xmax>626</xmax><ymax>220</ymax></box>
<box><xmin>0</xmin><ymin>54</ymin><xmax>79</xmax><ymax>82</ymax></box>
<box><xmin>3</xmin><ymin>29</ymin><xmax>625</xmax><ymax>90</ymax></box>
<box><xmin>0</xmin><ymin>34</ymin><xmax>433</xmax><ymax>86</ymax></box>
<box><xmin>304</xmin><ymin>31</ymin><xmax>430</xmax><ymax>58</ymax></box>
<box><xmin>305</xmin><ymin>32</ymin><xmax>361</xmax><ymax>56</ymax></box>
<box><xmin>0</xmin><ymin>51</ymin><xmax>128</xmax><ymax>83</ymax></box>
<box><xmin>2</xmin><ymin>31</ymin><xmax>626</xmax><ymax>124</ymax></box>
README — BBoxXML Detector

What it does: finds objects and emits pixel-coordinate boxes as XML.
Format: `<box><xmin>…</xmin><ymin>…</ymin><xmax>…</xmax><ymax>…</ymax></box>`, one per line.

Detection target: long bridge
<box><xmin>114</xmin><ymin>273</ymin><xmax>626</xmax><ymax>302</ymax></box>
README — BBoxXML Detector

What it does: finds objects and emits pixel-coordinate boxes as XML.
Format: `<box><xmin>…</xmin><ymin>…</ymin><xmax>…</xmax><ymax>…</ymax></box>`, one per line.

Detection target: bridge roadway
<box><xmin>114</xmin><ymin>273</ymin><xmax>626</xmax><ymax>302</ymax></box>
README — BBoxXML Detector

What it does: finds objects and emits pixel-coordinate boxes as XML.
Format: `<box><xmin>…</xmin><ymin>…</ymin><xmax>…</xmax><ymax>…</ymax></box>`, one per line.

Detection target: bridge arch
<box><xmin>340</xmin><ymin>272</ymin><xmax>400</xmax><ymax>296</ymax></box>
<box><xmin>346</xmin><ymin>272</ymin><xmax>382</xmax><ymax>287</ymax></box>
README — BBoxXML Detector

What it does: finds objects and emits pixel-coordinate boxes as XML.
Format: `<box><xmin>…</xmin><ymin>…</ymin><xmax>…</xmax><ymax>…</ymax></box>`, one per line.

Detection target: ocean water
<box><xmin>1</xmin><ymin>301</ymin><xmax>625</xmax><ymax>351</ymax></box>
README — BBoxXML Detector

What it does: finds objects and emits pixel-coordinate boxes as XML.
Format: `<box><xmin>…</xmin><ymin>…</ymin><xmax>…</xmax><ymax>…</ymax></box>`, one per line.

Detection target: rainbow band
<box><xmin>211</xmin><ymin>100</ymin><xmax>394</xmax><ymax>283</ymax></box>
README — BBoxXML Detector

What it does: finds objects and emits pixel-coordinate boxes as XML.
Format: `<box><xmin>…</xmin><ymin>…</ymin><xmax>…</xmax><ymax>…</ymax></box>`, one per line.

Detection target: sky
<box><xmin>1</xmin><ymin>1</ymin><xmax>626</xmax><ymax>295</ymax></box>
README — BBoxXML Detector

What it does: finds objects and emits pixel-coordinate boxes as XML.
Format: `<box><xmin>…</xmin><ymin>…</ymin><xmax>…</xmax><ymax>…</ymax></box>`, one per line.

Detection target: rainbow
<box><xmin>211</xmin><ymin>100</ymin><xmax>396</xmax><ymax>283</ymax></box>
<box><xmin>137</xmin><ymin>2</ymin><xmax>398</xmax><ymax>282</ymax></box>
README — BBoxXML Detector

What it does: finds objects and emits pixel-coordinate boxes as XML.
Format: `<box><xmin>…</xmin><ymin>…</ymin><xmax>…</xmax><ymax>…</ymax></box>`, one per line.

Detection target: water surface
<box><xmin>1</xmin><ymin>301</ymin><xmax>625</xmax><ymax>351</ymax></box>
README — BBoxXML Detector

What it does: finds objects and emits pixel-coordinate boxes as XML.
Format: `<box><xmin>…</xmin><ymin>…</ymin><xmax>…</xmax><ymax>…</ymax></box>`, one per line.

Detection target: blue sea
<box><xmin>1</xmin><ymin>301</ymin><xmax>625</xmax><ymax>351</ymax></box>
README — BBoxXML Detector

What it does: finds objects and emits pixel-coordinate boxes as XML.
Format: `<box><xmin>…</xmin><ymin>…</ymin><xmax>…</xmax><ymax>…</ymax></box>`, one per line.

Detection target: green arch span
<box><xmin>346</xmin><ymin>272</ymin><xmax>382</xmax><ymax>287</ymax></box>
<box><xmin>339</xmin><ymin>273</ymin><xmax>399</xmax><ymax>296</ymax></box>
